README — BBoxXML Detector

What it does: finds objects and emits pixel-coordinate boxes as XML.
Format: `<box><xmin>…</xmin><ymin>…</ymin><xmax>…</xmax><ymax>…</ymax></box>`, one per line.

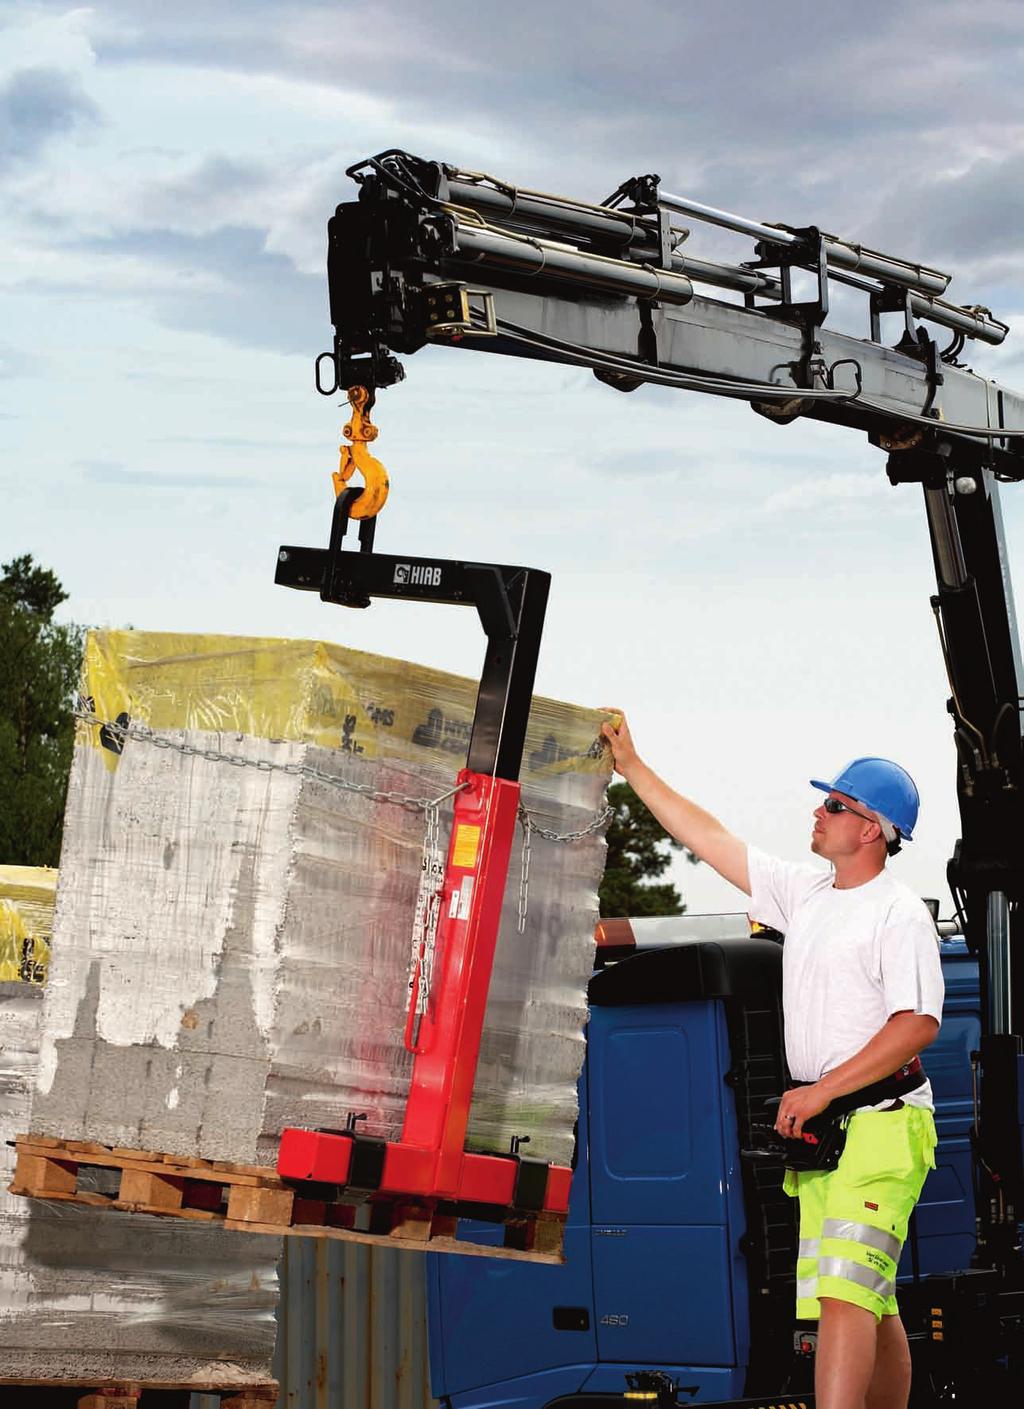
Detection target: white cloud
<box><xmin>759</xmin><ymin>471</ymin><xmax>894</xmax><ymax>518</ymax></box>
<box><xmin>4</xmin><ymin>0</ymin><xmax>1024</xmax><ymax>923</ymax></box>
<box><xmin>0</xmin><ymin>6</ymin><xmax>97</xmax><ymax>81</ymax></box>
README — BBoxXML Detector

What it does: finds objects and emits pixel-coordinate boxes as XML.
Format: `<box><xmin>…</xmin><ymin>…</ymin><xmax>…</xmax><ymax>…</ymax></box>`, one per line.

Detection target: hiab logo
<box><xmin>394</xmin><ymin>562</ymin><xmax>443</xmax><ymax>587</ymax></box>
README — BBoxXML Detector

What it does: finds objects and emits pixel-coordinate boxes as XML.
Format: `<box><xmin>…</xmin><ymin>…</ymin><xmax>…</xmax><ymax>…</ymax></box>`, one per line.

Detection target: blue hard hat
<box><xmin>810</xmin><ymin>757</ymin><xmax>920</xmax><ymax>841</ymax></box>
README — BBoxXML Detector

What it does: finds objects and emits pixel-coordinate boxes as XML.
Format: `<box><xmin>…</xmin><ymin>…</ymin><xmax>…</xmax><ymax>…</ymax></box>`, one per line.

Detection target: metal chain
<box><xmin>516</xmin><ymin>802</ymin><xmax>614</xmax><ymax>933</ymax></box>
<box><xmin>73</xmin><ymin>709</ymin><xmax>458</xmax><ymax>814</ymax></box>
<box><xmin>76</xmin><ymin>709</ymin><xmax>612</xmax><ymax>836</ymax></box>
<box><xmin>75</xmin><ymin>710</ymin><xmax>612</xmax><ymax>940</ymax></box>
<box><xmin>517</xmin><ymin>814</ymin><xmax>533</xmax><ymax>936</ymax></box>
<box><xmin>407</xmin><ymin>798</ymin><xmax>446</xmax><ymax>1045</ymax></box>
<box><xmin>519</xmin><ymin>804</ymin><xmax>614</xmax><ymax>845</ymax></box>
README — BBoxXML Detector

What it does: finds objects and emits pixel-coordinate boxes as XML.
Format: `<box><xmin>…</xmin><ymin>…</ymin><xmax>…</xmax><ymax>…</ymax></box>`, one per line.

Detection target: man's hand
<box><xmin>775</xmin><ymin>1083</ymin><xmax>831</xmax><ymax>1138</ymax></box>
<box><xmin>601</xmin><ymin>710</ymin><xmax>639</xmax><ymax>779</ymax></box>
<box><xmin>597</xmin><ymin>708</ymin><xmax>751</xmax><ymax>895</ymax></box>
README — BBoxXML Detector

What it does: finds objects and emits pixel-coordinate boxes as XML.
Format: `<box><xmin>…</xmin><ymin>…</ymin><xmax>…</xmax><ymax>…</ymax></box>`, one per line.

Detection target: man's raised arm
<box><xmin>602</xmin><ymin>713</ymin><xmax>751</xmax><ymax>895</ymax></box>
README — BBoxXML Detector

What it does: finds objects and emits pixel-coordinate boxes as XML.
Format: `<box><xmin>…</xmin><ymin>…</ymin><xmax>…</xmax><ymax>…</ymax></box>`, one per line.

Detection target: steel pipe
<box><xmin>658</xmin><ymin>189</ymin><xmax>794</xmax><ymax>247</ymax></box>
<box><xmin>986</xmin><ymin>890</ymin><xmax>1012</xmax><ymax>1035</ymax></box>
<box><xmin>908</xmin><ymin>295</ymin><xmax>1008</xmax><ymax>347</ymax></box>
<box><xmin>446</xmin><ymin>182</ymin><xmax>1001</xmax><ymax>337</ymax></box>
<box><xmin>447</xmin><ymin>178</ymin><xmax>645</xmax><ymax>249</ymax></box>
<box><xmin>828</xmin><ymin>241</ymin><xmax>951</xmax><ymax>298</ymax></box>
<box><xmin>925</xmin><ymin>485</ymin><xmax>969</xmax><ymax>590</ymax></box>
<box><xmin>447</xmin><ymin>180</ymin><xmax>781</xmax><ymax>298</ymax></box>
<box><xmin>832</xmin><ymin>269</ymin><xmax>1008</xmax><ymax>346</ymax></box>
<box><xmin>658</xmin><ymin>188</ymin><xmax>951</xmax><ymax>296</ymax></box>
<box><xmin>682</xmin><ymin>255</ymin><xmax>779</xmax><ymax>296</ymax></box>
<box><xmin>452</xmin><ymin>222</ymin><xmax>694</xmax><ymax>306</ymax></box>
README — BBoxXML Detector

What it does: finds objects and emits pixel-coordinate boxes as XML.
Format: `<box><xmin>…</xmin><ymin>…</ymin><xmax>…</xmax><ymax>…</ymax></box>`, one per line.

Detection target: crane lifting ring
<box><xmin>332</xmin><ymin>385</ymin><xmax>390</xmax><ymax>518</ymax></box>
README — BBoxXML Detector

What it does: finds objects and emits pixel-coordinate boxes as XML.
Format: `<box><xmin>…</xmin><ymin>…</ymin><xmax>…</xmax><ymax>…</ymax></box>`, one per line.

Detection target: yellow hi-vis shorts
<box><xmin>784</xmin><ymin>1106</ymin><xmax>937</xmax><ymax>1321</ymax></box>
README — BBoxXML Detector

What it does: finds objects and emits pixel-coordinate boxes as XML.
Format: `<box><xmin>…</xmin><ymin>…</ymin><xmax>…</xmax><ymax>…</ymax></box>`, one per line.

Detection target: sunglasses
<box><xmin>822</xmin><ymin>796</ymin><xmax>875</xmax><ymax>824</ymax></box>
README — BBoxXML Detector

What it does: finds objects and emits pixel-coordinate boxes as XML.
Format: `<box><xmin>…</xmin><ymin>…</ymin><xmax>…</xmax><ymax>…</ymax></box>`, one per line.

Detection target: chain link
<box><xmin>406</xmin><ymin>798</ymin><xmax>446</xmax><ymax>1047</ymax></box>
<box><xmin>75</xmin><ymin>709</ymin><xmax>611</xmax><ymax>940</ymax></box>
<box><xmin>517</xmin><ymin>814</ymin><xmax>533</xmax><ymax>936</ymax></box>
<box><xmin>516</xmin><ymin>802</ymin><xmax>613</xmax><ymax>933</ymax></box>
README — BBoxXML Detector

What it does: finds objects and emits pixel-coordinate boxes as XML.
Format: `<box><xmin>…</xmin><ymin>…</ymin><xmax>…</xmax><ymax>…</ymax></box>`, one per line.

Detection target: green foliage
<box><xmin>599</xmin><ymin>780</ymin><xmax>696</xmax><ymax>918</ymax></box>
<box><xmin>0</xmin><ymin>556</ymin><xmax>84</xmax><ymax>865</ymax></box>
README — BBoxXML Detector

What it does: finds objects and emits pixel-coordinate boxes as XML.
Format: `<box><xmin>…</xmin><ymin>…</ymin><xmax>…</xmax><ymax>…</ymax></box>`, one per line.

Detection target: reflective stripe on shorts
<box><xmin>818</xmin><ymin>1255</ymin><xmax>895</xmax><ymax>1300</ymax></box>
<box><xmin>822</xmin><ymin>1217</ymin><xmax>901</xmax><ymax>1262</ymax></box>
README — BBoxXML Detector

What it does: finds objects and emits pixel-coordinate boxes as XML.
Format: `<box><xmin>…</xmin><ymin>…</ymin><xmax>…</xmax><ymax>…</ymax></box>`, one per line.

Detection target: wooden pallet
<box><xmin>9</xmin><ymin>1134</ymin><xmax>565</xmax><ymax>1263</ymax></box>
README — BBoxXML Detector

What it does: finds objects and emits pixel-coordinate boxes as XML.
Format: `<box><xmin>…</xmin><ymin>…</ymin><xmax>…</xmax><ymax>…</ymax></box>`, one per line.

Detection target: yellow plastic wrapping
<box><xmin>78</xmin><ymin>629</ymin><xmax>610</xmax><ymax>769</ymax></box>
<box><xmin>0</xmin><ymin>866</ymin><xmax>54</xmax><ymax>984</ymax></box>
<box><xmin>36</xmin><ymin>629</ymin><xmax>610</xmax><ymax>1171</ymax></box>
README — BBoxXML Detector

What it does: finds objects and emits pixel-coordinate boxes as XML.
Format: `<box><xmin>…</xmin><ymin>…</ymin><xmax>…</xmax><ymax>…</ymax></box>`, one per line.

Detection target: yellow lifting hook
<box><xmin>332</xmin><ymin>385</ymin><xmax>390</xmax><ymax>518</ymax></box>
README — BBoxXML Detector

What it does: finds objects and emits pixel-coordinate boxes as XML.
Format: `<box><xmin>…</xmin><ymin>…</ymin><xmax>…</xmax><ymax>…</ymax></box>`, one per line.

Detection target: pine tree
<box><xmin>598</xmin><ymin>781</ymin><xmax>696</xmax><ymax>917</ymax></box>
<box><xmin>0</xmin><ymin>556</ymin><xmax>84</xmax><ymax>865</ymax></box>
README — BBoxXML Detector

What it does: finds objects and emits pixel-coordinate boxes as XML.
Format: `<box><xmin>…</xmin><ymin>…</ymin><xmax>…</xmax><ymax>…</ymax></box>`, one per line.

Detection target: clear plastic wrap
<box><xmin>33</xmin><ymin>630</ymin><xmax>610</xmax><ymax>1170</ymax></box>
<box><xmin>0</xmin><ymin>911</ymin><xmax>277</xmax><ymax>1383</ymax></box>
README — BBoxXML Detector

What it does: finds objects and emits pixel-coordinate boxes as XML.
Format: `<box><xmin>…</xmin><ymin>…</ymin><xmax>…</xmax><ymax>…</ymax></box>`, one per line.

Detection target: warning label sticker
<box><xmin>452</xmin><ymin>824</ymin><xmax>481</xmax><ymax>870</ymax></box>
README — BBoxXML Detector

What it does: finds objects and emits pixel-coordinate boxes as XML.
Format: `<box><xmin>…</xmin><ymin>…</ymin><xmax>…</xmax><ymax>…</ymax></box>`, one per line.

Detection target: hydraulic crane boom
<box><xmin>318</xmin><ymin>151</ymin><xmax>1020</xmax><ymax>442</ymax></box>
<box><xmin>308</xmin><ymin>151</ymin><xmax>1024</xmax><ymax>1291</ymax></box>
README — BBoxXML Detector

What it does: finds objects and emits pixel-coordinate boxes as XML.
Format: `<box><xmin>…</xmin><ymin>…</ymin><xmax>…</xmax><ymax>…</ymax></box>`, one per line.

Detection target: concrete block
<box><xmin>33</xmin><ymin>630</ymin><xmax>609</xmax><ymax>1175</ymax></box>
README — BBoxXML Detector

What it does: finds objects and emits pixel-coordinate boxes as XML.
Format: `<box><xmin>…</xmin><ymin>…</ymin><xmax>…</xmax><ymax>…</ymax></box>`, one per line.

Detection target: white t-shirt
<box><xmin>747</xmin><ymin>846</ymin><xmax>945</xmax><ymax>1111</ymax></box>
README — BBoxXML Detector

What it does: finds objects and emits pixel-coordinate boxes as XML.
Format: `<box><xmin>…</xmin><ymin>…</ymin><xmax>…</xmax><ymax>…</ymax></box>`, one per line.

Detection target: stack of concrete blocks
<box><xmin>32</xmin><ymin>629</ymin><xmax>610</xmax><ymax>1172</ymax></box>
<box><xmin>0</xmin><ymin>867</ymin><xmax>278</xmax><ymax>1386</ymax></box>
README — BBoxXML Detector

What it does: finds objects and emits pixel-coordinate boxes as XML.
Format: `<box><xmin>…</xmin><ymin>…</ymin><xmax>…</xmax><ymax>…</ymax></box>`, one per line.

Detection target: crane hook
<box><xmin>332</xmin><ymin>385</ymin><xmax>390</xmax><ymax>518</ymax></box>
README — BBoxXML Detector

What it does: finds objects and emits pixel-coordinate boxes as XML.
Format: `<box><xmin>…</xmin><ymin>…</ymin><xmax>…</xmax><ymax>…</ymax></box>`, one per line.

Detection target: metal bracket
<box><xmin>869</xmin><ymin>288</ymin><xmax>948</xmax><ymax>422</ymax></box>
<box><xmin>423</xmin><ymin>282</ymin><xmax>497</xmax><ymax>338</ymax></box>
<box><xmin>315</xmin><ymin>340</ymin><xmax>406</xmax><ymax>397</ymax></box>
<box><xmin>600</xmin><ymin>172</ymin><xmax>678</xmax><ymax>270</ymax></box>
<box><xmin>593</xmin><ymin>174</ymin><xmax>672</xmax><ymax>392</ymax></box>
<box><xmin>870</xmin><ymin>284</ymin><xmax>917</xmax><ymax>346</ymax></box>
<box><xmin>744</xmin><ymin>225</ymin><xmax>830</xmax><ymax>389</ymax></box>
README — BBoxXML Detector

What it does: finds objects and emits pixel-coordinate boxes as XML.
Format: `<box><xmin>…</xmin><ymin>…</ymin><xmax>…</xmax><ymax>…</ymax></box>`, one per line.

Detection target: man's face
<box><xmin>811</xmin><ymin>791</ymin><xmax>880</xmax><ymax>860</ymax></box>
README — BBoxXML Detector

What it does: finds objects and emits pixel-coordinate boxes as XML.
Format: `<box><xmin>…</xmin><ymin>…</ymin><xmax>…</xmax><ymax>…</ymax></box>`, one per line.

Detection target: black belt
<box><xmin>743</xmin><ymin>1059</ymin><xmax>929</xmax><ymax>1172</ymax></box>
<box><xmin>790</xmin><ymin>1055</ymin><xmax>926</xmax><ymax>1116</ymax></box>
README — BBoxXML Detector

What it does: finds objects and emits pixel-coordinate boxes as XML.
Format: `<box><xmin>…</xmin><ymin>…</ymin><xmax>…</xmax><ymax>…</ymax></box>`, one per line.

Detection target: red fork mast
<box><xmin>275</xmin><ymin>486</ymin><xmax>572</xmax><ymax>1222</ymax></box>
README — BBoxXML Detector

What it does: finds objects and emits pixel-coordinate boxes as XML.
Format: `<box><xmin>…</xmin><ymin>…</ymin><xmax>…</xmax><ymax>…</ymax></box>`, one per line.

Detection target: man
<box><xmin>601</xmin><ymin>714</ymin><xmax>943</xmax><ymax>1409</ymax></box>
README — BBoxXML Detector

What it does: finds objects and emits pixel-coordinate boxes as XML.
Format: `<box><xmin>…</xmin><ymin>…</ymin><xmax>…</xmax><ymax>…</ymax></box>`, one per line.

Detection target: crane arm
<box><xmin>311</xmin><ymin>148</ymin><xmax>1024</xmax><ymax>1270</ymax></box>
<box><xmin>319</xmin><ymin>150</ymin><xmax>1023</xmax><ymax>471</ymax></box>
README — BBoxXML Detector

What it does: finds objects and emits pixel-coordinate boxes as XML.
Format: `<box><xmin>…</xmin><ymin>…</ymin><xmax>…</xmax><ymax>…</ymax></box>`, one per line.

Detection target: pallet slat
<box><xmin>14</xmin><ymin>1137</ymin><xmax>278</xmax><ymax>1187</ymax></box>
<box><xmin>221</xmin><ymin>1215</ymin><xmax>564</xmax><ymax>1261</ymax></box>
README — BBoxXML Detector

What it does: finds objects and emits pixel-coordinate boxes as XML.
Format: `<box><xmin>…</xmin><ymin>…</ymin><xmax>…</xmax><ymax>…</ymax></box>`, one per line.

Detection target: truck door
<box><xmin>587</xmin><ymin>998</ymin><xmax>737</xmax><ymax>1368</ymax></box>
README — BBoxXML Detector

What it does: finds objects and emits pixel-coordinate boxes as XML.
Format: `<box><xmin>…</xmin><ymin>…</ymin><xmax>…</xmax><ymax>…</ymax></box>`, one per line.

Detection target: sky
<box><xmin>4</xmin><ymin>1</ymin><xmax>1024</xmax><ymax>915</ymax></box>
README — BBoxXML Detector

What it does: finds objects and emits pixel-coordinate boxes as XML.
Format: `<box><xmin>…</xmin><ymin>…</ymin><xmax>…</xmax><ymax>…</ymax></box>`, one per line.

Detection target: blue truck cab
<box><xmin>427</xmin><ymin>920</ymin><xmax>979</xmax><ymax>1409</ymax></box>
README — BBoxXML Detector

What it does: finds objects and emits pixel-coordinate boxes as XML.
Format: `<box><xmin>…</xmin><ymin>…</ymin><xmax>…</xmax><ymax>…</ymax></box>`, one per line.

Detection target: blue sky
<box><xmin>4</xmin><ymin>1</ymin><xmax>1024</xmax><ymax>912</ymax></box>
